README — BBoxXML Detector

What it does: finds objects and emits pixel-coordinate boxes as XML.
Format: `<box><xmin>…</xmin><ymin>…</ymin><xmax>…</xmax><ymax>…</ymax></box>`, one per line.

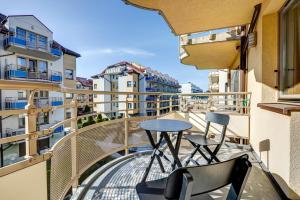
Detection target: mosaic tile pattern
<box><xmin>81</xmin><ymin>143</ymin><xmax>282</xmax><ymax>200</ymax></box>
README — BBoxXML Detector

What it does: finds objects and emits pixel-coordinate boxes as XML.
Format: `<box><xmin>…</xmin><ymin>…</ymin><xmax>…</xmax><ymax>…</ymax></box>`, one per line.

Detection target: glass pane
<box><xmin>38</xmin><ymin>61</ymin><xmax>47</xmax><ymax>73</ymax></box>
<box><xmin>16</xmin><ymin>28</ymin><xmax>26</xmax><ymax>40</ymax></box>
<box><xmin>29</xmin><ymin>59</ymin><xmax>37</xmax><ymax>72</ymax></box>
<box><xmin>38</xmin><ymin>35</ymin><xmax>47</xmax><ymax>49</ymax></box>
<box><xmin>281</xmin><ymin>0</ymin><xmax>300</xmax><ymax>95</ymax></box>
<box><xmin>27</xmin><ymin>31</ymin><xmax>37</xmax><ymax>48</ymax></box>
<box><xmin>17</xmin><ymin>57</ymin><xmax>26</xmax><ymax>68</ymax></box>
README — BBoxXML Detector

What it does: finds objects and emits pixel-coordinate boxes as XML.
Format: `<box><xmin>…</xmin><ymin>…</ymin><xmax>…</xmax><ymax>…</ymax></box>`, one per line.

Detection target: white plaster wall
<box><xmin>177</xmin><ymin>112</ymin><xmax>249</xmax><ymax>139</ymax></box>
<box><xmin>93</xmin><ymin>77</ymin><xmax>111</xmax><ymax>113</ymax></box>
<box><xmin>139</xmin><ymin>77</ymin><xmax>146</xmax><ymax>116</ymax></box>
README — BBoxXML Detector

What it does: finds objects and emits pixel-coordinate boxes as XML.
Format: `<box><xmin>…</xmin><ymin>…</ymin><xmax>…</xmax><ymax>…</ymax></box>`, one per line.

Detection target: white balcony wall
<box><xmin>139</xmin><ymin>77</ymin><xmax>146</xmax><ymax>116</ymax></box>
<box><xmin>93</xmin><ymin>76</ymin><xmax>111</xmax><ymax>114</ymax></box>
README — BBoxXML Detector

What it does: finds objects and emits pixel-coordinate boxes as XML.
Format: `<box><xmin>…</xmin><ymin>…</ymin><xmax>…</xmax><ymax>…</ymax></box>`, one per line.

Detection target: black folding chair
<box><xmin>136</xmin><ymin>154</ymin><xmax>252</xmax><ymax>200</ymax></box>
<box><xmin>185</xmin><ymin>112</ymin><xmax>230</xmax><ymax>166</ymax></box>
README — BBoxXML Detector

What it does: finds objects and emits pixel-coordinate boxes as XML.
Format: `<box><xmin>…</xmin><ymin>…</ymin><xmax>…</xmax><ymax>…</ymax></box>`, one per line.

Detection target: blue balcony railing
<box><xmin>53</xmin><ymin>125</ymin><xmax>64</xmax><ymax>133</ymax></box>
<box><xmin>5</xmin><ymin>98</ymin><xmax>27</xmax><ymax>110</ymax></box>
<box><xmin>5</xmin><ymin>69</ymin><xmax>28</xmax><ymax>79</ymax></box>
<box><xmin>4</xmin><ymin>36</ymin><xmax>26</xmax><ymax>47</ymax></box>
<box><xmin>4</xmin><ymin>36</ymin><xmax>62</xmax><ymax>58</ymax></box>
<box><xmin>51</xmin><ymin>48</ymin><xmax>62</xmax><ymax>56</ymax></box>
<box><xmin>51</xmin><ymin>97</ymin><xmax>63</xmax><ymax>106</ymax></box>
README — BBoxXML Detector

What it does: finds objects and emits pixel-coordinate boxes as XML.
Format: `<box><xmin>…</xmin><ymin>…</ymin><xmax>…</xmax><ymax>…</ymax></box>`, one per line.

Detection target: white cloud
<box><xmin>81</xmin><ymin>47</ymin><xmax>155</xmax><ymax>57</ymax></box>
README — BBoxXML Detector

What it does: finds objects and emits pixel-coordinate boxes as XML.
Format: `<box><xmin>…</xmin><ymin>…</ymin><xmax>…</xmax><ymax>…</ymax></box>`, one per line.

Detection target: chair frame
<box><xmin>136</xmin><ymin>154</ymin><xmax>252</xmax><ymax>200</ymax></box>
<box><xmin>185</xmin><ymin>112</ymin><xmax>229</xmax><ymax>166</ymax></box>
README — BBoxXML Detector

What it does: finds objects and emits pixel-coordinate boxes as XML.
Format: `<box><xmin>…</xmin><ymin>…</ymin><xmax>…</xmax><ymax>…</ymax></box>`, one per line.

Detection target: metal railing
<box><xmin>3</xmin><ymin>36</ymin><xmax>62</xmax><ymax>57</ymax></box>
<box><xmin>5</xmin><ymin>64</ymin><xmax>62</xmax><ymax>83</ymax></box>
<box><xmin>0</xmin><ymin>80</ymin><xmax>251</xmax><ymax>200</ymax></box>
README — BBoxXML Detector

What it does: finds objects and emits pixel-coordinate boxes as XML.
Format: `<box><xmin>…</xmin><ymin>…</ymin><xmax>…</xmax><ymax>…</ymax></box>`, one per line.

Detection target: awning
<box><xmin>181</xmin><ymin>40</ymin><xmax>240</xmax><ymax>69</ymax></box>
<box><xmin>124</xmin><ymin>0</ymin><xmax>262</xmax><ymax>35</ymax></box>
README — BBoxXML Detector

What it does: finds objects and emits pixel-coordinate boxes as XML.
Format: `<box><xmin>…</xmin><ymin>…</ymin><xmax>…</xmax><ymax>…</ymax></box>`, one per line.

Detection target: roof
<box><xmin>7</xmin><ymin>14</ymin><xmax>53</xmax><ymax>33</ymax></box>
<box><xmin>53</xmin><ymin>41</ymin><xmax>81</xmax><ymax>58</ymax></box>
<box><xmin>76</xmin><ymin>77</ymin><xmax>93</xmax><ymax>87</ymax></box>
<box><xmin>91</xmin><ymin>61</ymin><xmax>146</xmax><ymax>78</ymax></box>
<box><xmin>0</xmin><ymin>13</ymin><xmax>9</xmax><ymax>34</ymax></box>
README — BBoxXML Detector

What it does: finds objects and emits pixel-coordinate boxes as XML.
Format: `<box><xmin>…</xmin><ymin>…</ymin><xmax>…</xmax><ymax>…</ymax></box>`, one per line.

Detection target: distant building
<box><xmin>0</xmin><ymin>13</ymin><xmax>80</xmax><ymax>164</ymax></box>
<box><xmin>92</xmin><ymin>61</ymin><xmax>180</xmax><ymax>118</ymax></box>
<box><xmin>76</xmin><ymin>77</ymin><xmax>93</xmax><ymax>115</ymax></box>
<box><xmin>180</xmin><ymin>82</ymin><xmax>203</xmax><ymax>94</ymax></box>
<box><xmin>208</xmin><ymin>70</ymin><xmax>244</xmax><ymax>93</ymax></box>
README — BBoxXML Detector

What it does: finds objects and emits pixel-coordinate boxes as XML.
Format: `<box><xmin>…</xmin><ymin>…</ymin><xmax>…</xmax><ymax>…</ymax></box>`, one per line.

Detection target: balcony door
<box><xmin>38</xmin><ymin>61</ymin><xmax>48</xmax><ymax>80</ymax></box>
<box><xmin>28</xmin><ymin>59</ymin><xmax>37</xmax><ymax>79</ymax></box>
<box><xmin>27</xmin><ymin>31</ymin><xmax>37</xmax><ymax>49</ymax></box>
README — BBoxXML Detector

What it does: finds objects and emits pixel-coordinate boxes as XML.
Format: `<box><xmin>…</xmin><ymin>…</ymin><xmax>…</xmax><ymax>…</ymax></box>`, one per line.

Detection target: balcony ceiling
<box><xmin>181</xmin><ymin>40</ymin><xmax>240</xmax><ymax>69</ymax></box>
<box><xmin>124</xmin><ymin>0</ymin><xmax>262</xmax><ymax>35</ymax></box>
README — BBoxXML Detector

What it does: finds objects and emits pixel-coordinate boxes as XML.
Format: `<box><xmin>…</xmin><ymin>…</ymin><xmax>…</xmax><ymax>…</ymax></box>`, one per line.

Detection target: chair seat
<box><xmin>136</xmin><ymin>178</ymin><xmax>214</xmax><ymax>200</ymax></box>
<box><xmin>185</xmin><ymin>135</ymin><xmax>220</xmax><ymax>146</ymax></box>
<box><xmin>136</xmin><ymin>178</ymin><xmax>167</xmax><ymax>200</ymax></box>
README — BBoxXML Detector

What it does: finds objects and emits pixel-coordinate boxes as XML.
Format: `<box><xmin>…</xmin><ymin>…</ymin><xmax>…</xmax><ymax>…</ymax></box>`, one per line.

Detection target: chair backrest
<box><xmin>164</xmin><ymin>154</ymin><xmax>252</xmax><ymax>200</ymax></box>
<box><xmin>204</xmin><ymin>112</ymin><xmax>230</xmax><ymax>144</ymax></box>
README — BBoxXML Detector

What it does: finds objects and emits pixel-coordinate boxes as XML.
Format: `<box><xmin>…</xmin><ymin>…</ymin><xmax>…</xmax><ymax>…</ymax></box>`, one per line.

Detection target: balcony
<box><xmin>51</xmin><ymin>97</ymin><xmax>63</xmax><ymax>106</ymax></box>
<box><xmin>4</xmin><ymin>64</ymin><xmax>62</xmax><ymax>83</ymax></box>
<box><xmin>0</xmin><ymin>80</ymin><xmax>285</xmax><ymax>200</ymax></box>
<box><xmin>179</xmin><ymin>29</ymin><xmax>241</xmax><ymax>70</ymax></box>
<box><xmin>4</xmin><ymin>97</ymin><xmax>27</xmax><ymax>110</ymax></box>
<box><xmin>3</xmin><ymin>36</ymin><xmax>62</xmax><ymax>61</ymax></box>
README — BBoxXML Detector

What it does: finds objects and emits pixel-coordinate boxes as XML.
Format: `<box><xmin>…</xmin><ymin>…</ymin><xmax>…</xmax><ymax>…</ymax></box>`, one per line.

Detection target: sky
<box><xmin>0</xmin><ymin>0</ymin><xmax>211</xmax><ymax>90</ymax></box>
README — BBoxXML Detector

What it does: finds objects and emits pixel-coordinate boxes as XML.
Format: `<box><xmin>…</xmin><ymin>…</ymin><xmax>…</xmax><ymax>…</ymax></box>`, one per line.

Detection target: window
<box><xmin>94</xmin><ymin>84</ymin><xmax>97</xmax><ymax>89</ymax></box>
<box><xmin>38</xmin><ymin>35</ymin><xmax>47</xmax><ymax>49</ymax></box>
<box><xmin>65</xmin><ymin>69</ymin><xmax>74</xmax><ymax>80</ymax></box>
<box><xmin>27</xmin><ymin>31</ymin><xmax>37</xmax><ymax>49</ymax></box>
<box><xmin>16</xmin><ymin>27</ymin><xmax>26</xmax><ymax>41</ymax></box>
<box><xmin>18</xmin><ymin>91</ymin><xmax>26</xmax><ymax>100</ymax></box>
<box><xmin>133</xmin><ymin>81</ymin><xmax>137</xmax><ymax>87</ymax></box>
<box><xmin>18</xmin><ymin>115</ymin><xmax>25</xmax><ymax>129</ymax></box>
<box><xmin>128</xmin><ymin>103</ymin><xmax>132</xmax><ymax>109</ymax></box>
<box><xmin>17</xmin><ymin>57</ymin><xmax>26</xmax><ymax>68</ymax></box>
<box><xmin>280</xmin><ymin>0</ymin><xmax>300</xmax><ymax>98</ymax></box>
<box><xmin>66</xmin><ymin>109</ymin><xmax>71</xmax><ymax>119</ymax></box>
<box><xmin>38</xmin><ymin>61</ymin><xmax>47</xmax><ymax>73</ymax></box>
<box><xmin>37</xmin><ymin>112</ymin><xmax>49</xmax><ymax>125</ymax></box>
<box><xmin>66</xmin><ymin>93</ymin><xmax>73</xmax><ymax>99</ymax></box>
<box><xmin>94</xmin><ymin>94</ymin><xmax>97</xmax><ymax>98</ymax></box>
<box><xmin>127</xmin><ymin>81</ymin><xmax>132</xmax><ymax>87</ymax></box>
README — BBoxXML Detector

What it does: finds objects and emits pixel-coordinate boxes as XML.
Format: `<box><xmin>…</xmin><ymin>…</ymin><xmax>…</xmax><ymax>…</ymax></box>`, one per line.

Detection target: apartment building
<box><xmin>92</xmin><ymin>61</ymin><xmax>180</xmax><ymax>117</ymax></box>
<box><xmin>76</xmin><ymin>77</ymin><xmax>93</xmax><ymax>115</ymax></box>
<box><xmin>180</xmin><ymin>82</ymin><xmax>203</xmax><ymax>94</ymax></box>
<box><xmin>0</xmin><ymin>14</ymin><xmax>80</xmax><ymax>163</ymax></box>
<box><xmin>208</xmin><ymin>70</ymin><xmax>244</xmax><ymax>93</ymax></box>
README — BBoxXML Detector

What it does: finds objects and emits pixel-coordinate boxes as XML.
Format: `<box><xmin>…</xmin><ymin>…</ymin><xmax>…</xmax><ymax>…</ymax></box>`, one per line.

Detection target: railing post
<box><xmin>70</xmin><ymin>94</ymin><xmax>79</xmax><ymax>192</ymax></box>
<box><xmin>156</xmin><ymin>95</ymin><xmax>160</xmax><ymax>117</ymax></box>
<box><xmin>25</xmin><ymin>90</ymin><xmax>38</xmax><ymax>157</ymax></box>
<box><xmin>124</xmin><ymin>97</ymin><xmax>129</xmax><ymax>155</ymax></box>
<box><xmin>169</xmin><ymin>96</ymin><xmax>173</xmax><ymax>113</ymax></box>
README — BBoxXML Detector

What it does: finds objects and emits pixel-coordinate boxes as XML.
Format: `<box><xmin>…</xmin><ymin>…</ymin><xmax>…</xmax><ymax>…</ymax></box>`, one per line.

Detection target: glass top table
<box><xmin>139</xmin><ymin>119</ymin><xmax>192</xmax><ymax>182</ymax></box>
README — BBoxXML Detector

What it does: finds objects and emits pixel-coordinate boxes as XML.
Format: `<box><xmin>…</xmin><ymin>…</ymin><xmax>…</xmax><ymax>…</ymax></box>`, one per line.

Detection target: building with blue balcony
<box><xmin>0</xmin><ymin>13</ymin><xmax>80</xmax><ymax>159</ymax></box>
<box><xmin>92</xmin><ymin>61</ymin><xmax>180</xmax><ymax>117</ymax></box>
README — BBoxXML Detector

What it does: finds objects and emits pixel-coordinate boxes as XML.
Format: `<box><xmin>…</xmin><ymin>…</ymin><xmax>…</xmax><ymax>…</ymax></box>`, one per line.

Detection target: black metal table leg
<box><xmin>162</xmin><ymin>132</ymin><xmax>182</xmax><ymax>168</ymax></box>
<box><xmin>142</xmin><ymin>130</ymin><xmax>165</xmax><ymax>182</ymax></box>
<box><xmin>172</xmin><ymin>131</ymin><xmax>183</xmax><ymax>170</ymax></box>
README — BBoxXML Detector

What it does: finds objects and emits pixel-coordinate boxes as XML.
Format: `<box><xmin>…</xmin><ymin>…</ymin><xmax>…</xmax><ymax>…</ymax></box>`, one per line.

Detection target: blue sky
<box><xmin>1</xmin><ymin>0</ymin><xmax>210</xmax><ymax>90</ymax></box>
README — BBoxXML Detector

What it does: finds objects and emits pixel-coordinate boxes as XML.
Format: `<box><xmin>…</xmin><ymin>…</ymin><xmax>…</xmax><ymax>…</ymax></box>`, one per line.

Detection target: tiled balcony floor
<box><xmin>78</xmin><ymin>141</ymin><xmax>282</xmax><ymax>200</ymax></box>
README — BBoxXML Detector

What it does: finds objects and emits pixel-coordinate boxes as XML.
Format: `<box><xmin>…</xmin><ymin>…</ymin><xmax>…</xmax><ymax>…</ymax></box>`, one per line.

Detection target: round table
<box><xmin>139</xmin><ymin>119</ymin><xmax>192</xmax><ymax>182</ymax></box>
